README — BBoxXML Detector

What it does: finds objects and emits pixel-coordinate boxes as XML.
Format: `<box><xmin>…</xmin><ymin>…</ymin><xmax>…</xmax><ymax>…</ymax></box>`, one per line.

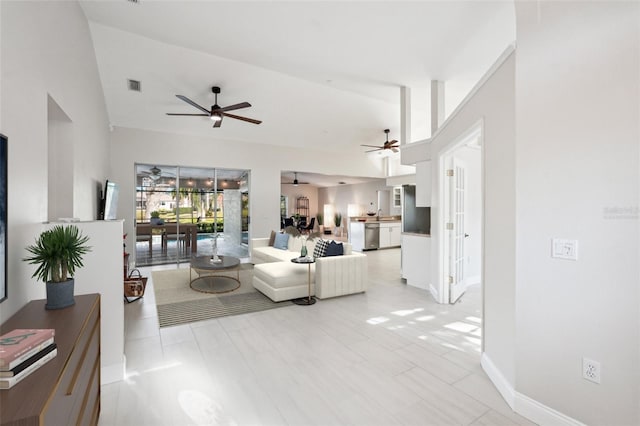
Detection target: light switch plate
<box><xmin>552</xmin><ymin>238</ymin><xmax>578</xmax><ymax>260</ymax></box>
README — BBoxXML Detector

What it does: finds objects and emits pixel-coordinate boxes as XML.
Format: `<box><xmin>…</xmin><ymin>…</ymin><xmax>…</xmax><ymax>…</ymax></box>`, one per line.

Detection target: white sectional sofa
<box><xmin>251</xmin><ymin>235</ymin><xmax>367</xmax><ymax>302</ymax></box>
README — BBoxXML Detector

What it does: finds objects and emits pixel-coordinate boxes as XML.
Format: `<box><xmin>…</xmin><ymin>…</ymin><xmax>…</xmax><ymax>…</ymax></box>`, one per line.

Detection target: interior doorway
<box><xmin>440</xmin><ymin>124</ymin><xmax>483</xmax><ymax>304</ymax></box>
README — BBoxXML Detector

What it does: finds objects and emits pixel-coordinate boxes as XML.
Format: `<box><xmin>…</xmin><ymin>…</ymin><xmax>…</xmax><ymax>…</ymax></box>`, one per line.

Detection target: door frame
<box><xmin>437</xmin><ymin>120</ymin><xmax>484</xmax><ymax>306</ymax></box>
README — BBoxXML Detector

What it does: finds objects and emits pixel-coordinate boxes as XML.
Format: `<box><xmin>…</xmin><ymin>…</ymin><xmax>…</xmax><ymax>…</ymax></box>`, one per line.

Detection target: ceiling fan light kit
<box><xmin>166</xmin><ymin>86</ymin><xmax>262</xmax><ymax>128</ymax></box>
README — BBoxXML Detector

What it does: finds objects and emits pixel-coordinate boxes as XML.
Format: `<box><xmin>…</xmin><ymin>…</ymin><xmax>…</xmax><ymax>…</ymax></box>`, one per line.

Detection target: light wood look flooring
<box><xmin>99</xmin><ymin>248</ymin><xmax>535</xmax><ymax>426</ymax></box>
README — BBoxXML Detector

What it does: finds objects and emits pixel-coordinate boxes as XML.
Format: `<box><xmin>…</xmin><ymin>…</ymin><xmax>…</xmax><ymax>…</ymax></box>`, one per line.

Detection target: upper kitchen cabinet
<box><xmin>415</xmin><ymin>161</ymin><xmax>432</xmax><ymax>207</ymax></box>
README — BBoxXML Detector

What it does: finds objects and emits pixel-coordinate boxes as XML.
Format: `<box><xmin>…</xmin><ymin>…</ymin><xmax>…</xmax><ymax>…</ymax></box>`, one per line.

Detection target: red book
<box><xmin>0</xmin><ymin>329</ymin><xmax>55</xmax><ymax>369</ymax></box>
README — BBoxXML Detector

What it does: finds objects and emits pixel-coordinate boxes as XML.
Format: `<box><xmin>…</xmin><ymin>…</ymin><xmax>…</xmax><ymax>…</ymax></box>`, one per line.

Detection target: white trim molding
<box><xmin>482</xmin><ymin>353</ymin><xmax>587</xmax><ymax>426</ymax></box>
<box><xmin>514</xmin><ymin>392</ymin><xmax>587</xmax><ymax>426</ymax></box>
<box><xmin>481</xmin><ymin>352</ymin><xmax>515</xmax><ymax>408</ymax></box>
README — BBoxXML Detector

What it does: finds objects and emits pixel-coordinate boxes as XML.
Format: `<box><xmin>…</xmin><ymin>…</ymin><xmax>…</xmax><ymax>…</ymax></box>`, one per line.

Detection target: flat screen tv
<box><xmin>100</xmin><ymin>180</ymin><xmax>119</xmax><ymax>220</ymax></box>
<box><xmin>0</xmin><ymin>134</ymin><xmax>6</xmax><ymax>303</ymax></box>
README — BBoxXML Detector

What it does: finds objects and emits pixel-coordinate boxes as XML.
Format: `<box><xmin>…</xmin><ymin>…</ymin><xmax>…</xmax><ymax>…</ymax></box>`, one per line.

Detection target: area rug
<box><xmin>151</xmin><ymin>265</ymin><xmax>293</xmax><ymax>328</ymax></box>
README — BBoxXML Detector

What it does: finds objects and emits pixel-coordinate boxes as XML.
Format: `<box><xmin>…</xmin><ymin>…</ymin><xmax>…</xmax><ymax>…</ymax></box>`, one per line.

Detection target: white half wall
<box><xmin>41</xmin><ymin>220</ymin><xmax>124</xmax><ymax>385</ymax></box>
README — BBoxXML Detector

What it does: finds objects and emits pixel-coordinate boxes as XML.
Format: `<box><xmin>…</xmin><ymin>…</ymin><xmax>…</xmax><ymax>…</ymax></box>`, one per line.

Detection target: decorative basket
<box><xmin>124</xmin><ymin>269</ymin><xmax>147</xmax><ymax>298</ymax></box>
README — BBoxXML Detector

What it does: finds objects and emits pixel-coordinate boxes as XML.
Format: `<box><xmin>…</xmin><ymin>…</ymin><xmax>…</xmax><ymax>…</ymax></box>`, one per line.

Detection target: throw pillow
<box><xmin>273</xmin><ymin>233</ymin><xmax>289</xmax><ymax>250</ymax></box>
<box><xmin>268</xmin><ymin>230</ymin><xmax>276</xmax><ymax>246</ymax></box>
<box><xmin>313</xmin><ymin>239</ymin><xmax>329</xmax><ymax>258</ymax></box>
<box><xmin>324</xmin><ymin>241</ymin><xmax>344</xmax><ymax>257</ymax></box>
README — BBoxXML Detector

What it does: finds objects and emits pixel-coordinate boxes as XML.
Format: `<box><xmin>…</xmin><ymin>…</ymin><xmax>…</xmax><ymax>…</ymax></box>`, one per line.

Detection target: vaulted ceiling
<box><xmin>80</xmin><ymin>1</ymin><xmax>515</xmax><ymax>155</ymax></box>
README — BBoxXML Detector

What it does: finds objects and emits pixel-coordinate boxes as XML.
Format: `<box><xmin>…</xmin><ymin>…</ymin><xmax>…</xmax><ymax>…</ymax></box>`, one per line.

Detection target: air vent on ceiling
<box><xmin>127</xmin><ymin>79</ymin><xmax>141</xmax><ymax>92</ymax></box>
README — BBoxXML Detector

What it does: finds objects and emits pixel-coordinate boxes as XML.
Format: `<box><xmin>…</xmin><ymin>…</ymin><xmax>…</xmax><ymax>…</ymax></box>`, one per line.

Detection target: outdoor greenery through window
<box><xmin>135</xmin><ymin>164</ymin><xmax>250</xmax><ymax>266</ymax></box>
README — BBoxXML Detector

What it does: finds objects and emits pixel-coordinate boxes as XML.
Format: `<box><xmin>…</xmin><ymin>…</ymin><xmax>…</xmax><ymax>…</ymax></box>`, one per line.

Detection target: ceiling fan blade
<box><xmin>176</xmin><ymin>95</ymin><xmax>210</xmax><ymax>114</ymax></box>
<box><xmin>166</xmin><ymin>113</ymin><xmax>209</xmax><ymax>116</ymax></box>
<box><xmin>213</xmin><ymin>117</ymin><xmax>223</xmax><ymax>128</ymax></box>
<box><xmin>361</xmin><ymin>144</ymin><xmax>384</xmax><ymax>148</ymax></box>
<box><xmin>365</xmin><ymin>148</ymin><xmax>383</xmax><ymax>153</ymax></box>
<box><xmin>217</xmin><ymin>102</ymin><xmax>251</xmax><ymax>112</ymax></box>
<box><xmin>222</xmin><ymin>112</ymin><xmax>262</xmax><ymax>125</ymax></box>
<box><xmin>390</xmin><ymin>140</ymin><xmax>398</xmax><ymax>144</ymax></box>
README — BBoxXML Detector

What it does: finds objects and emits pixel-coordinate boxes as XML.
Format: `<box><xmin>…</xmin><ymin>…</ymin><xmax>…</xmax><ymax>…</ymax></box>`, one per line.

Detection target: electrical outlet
<box><xmin>582</xmin><ymin>357</ymin><xmax>601</xmax><ymax>384</ymax></box>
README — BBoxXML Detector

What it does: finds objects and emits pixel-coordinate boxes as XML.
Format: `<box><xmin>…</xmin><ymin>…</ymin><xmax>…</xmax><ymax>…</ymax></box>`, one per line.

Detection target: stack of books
<box><xmin>0</xmin><ymin>329</ymin><xmax>57</xmax><ymax>389</ymax></box>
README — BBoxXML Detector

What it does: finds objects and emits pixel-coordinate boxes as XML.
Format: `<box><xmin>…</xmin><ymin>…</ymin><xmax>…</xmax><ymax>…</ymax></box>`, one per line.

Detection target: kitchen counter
<box><xmin>350</xmin><ymin>216</ymin><xmax>401</xmax><ymax>224</ymax></box>
<box><xmin>401</xmin><ymin>232</ymin><xmax>430</xmax><ymax>237</ymax></box>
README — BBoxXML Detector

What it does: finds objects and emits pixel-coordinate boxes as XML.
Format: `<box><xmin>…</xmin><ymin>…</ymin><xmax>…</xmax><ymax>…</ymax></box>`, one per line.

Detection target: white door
<box><xmin>449</xmin><ymin>158</ymin><xmax>467</xmax><ymax>303</ymax></box>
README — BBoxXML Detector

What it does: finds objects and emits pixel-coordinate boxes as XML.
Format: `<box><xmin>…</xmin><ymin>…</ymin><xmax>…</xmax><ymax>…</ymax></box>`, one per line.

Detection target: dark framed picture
<box><xmin>0</xmin><ymin>134</ymin><xmax>6</xmax><ymax>303</ymax></box>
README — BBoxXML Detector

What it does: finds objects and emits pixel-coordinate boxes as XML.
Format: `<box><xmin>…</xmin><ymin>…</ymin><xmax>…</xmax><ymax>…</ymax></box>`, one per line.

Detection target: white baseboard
<box><xmin>429</xmin><ymin>283</ymin><xmax>440</xmax><ymax>303</ymax></box>
<box><xmin>514</xmin><ymin>393</ymin><xmax>587</xmax><ymax>426</ymax></box>
<box><xmin>481</xmin><ymin>353</ymin><xmax>585</xmax><ymax>426</ymax></box>
<box><xmin>480</xmin><ymin>353</ymin><xmax>515</xmax><ymax>408</ymax></box>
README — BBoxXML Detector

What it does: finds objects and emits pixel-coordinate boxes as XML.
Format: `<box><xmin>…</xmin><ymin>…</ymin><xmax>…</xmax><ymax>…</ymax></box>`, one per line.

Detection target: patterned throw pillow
<box><xmin>273</xmin><ymin>233</ymin><xmax>289</xmax><ymax>250</ymax></box>
<box><xmin>324</xmin><ymin>241</ymin><xmax>344</xmax><ymax>256</ymax></box>
<box><xmin>313</xmin><ymin>239</ymin><xmax>329</xmax><ymax>259</ymax></box>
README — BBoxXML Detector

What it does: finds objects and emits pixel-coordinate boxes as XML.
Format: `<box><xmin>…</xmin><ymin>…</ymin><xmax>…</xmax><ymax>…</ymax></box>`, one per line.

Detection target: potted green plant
<box><xmin>316</xmin><ymin>212</ymin><xmax>328</xmax><ymax>235</ymax></box>
<box><xmin>150</xmin><ymin>210</ymin><xmax>163</xmax><ymax>225</ymax></box>
<box><xmin>23</xmin><ymin>225</ymin><xmax>91</xmax><ymax>309</ymax></box>
<box><xmin>334</xmin><ymin>212</ymin><xmax>343</xmax><ymax>237</ymax></box>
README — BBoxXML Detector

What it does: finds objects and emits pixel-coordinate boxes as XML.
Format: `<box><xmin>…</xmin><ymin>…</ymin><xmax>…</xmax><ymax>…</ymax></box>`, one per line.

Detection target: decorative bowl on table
<box><xmin>366</xmin><ymin>212</ymin><xmax>376</xmax><ymax>216</ymax></box>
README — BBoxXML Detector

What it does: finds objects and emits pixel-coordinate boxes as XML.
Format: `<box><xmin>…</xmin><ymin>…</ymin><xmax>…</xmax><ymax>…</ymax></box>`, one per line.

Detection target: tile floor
<box><xmin>99</xmin><ymin>248</ymin><xmax>535</xmax><ymax>426</ymax></box>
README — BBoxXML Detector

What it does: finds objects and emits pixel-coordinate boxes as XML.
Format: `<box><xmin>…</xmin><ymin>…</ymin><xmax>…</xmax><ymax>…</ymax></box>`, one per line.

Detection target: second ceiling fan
<box><xmin>282</xmin><ymin>172</ymin><xmax>309</xmax><ymax>186</ymax></box>
<box><xmin>166</xmin><ymin>86</ymin><xmax>262</xmax><ymax>128</ymax></box>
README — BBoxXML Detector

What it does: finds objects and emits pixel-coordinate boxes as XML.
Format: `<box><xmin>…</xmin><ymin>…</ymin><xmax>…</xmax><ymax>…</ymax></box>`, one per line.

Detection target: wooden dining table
<box><xmin>136</xmin><ymin>223</ymin><xmax>198</xmax><ymax>256</ymax></box>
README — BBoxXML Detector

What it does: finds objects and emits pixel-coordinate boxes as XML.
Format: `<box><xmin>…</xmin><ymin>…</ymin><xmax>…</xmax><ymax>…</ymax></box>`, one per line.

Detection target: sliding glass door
<box><xmin>135</xmin><ymin>164</ymin><xmax>250</xmax><ymax>267</ymax></box>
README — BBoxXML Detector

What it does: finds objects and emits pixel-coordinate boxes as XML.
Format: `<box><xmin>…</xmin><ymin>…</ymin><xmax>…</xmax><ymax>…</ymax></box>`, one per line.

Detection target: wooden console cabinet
<box><xmin>0</xmin><ymin>294</ymin><xmax>101</xmax><ymax>426</ymax></box>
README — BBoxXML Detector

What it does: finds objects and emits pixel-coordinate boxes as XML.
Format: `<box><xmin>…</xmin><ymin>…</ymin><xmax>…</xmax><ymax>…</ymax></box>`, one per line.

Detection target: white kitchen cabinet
<box><xmin>389</xmin><ymin>224</ymin><xmax>402</xmax><ymax>246</ymax></box>
<box><xmin>349</xmin><ymin>221</ymin><xmax>365</xmax><ymax>251</ymax></box>
<box><xmin>401</xmin><ymin>233</ymin><xmax>431</xmax><ymax>290</ymax></box>
<box><xmin>415</xmin><ymin>161</ymin><xmax>432</xmax><ymax>207</ymax></box>
<box><xmin>379</xmin><ymin>223</ymin><xmax>401</xmax><ymax>248</ymax></box>
<box><xmin>393</xmin><ymin>186</ymin><xmax>402</xmax><ymax>207</ymax></box>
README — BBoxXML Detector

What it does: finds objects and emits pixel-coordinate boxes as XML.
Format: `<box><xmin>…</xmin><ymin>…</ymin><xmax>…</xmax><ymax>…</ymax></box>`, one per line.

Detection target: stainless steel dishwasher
<box><xmin>364</xmin><ymin>223</ymin><xmax>379</xmax><ymax>250</ymax></box>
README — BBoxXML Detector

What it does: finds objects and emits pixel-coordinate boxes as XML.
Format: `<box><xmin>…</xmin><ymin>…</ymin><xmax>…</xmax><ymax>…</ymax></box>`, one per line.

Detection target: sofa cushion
<box><xmin>313</xmin><ymin>239</ymin><xmax>329</xmax><ymax>258</ymax></box>
<box><xmin>268</xmin><ymin>230</ymin><xmax>277</xmax><ymax>246</ymax></box>
<box><xmin>324</xmin><ymin>241</ymin><xmax>344</xmax><ymax>256</ymax></box>
<box><xmin>254</xmin><ymin>262</ymin><xmax>315</xmax><ymax>288</ymax></box>
<box><xmin>273</xmin><ymin>233</ymin><xmax>289</xmax><ymax>250</ymax></box>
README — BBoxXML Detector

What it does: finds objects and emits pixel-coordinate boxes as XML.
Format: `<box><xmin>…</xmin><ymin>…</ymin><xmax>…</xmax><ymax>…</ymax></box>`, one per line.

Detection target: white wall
<box><xmin>109</xmin><ymin>126</ymin><xmax>386</xmax><ymax>260</ymax></box>
<box><xmin>514</xmin><ymin>2</ymin><xmax>639</xmax><ymax>424</ymax></box>
<box><xmin>318</xmin><ymin>179</ymin><xmax>391</xmax><ymax>226</ymax></box>
<box><xmin>0</xmin><ymin>1</ymin><xmax>111</xmax><ymax>322</ymax></box>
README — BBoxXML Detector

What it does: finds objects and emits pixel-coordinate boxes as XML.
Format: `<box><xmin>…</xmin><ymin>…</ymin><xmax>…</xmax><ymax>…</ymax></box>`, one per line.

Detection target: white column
<box><xmin>400</xmin><ymin>86</ymin><xmax>411</xmax><ymax>145</ymax></box>
<box><xmin>430</xmin><ymin>80</ymin><xmax>445</xmax><ymax>135</ymax></box>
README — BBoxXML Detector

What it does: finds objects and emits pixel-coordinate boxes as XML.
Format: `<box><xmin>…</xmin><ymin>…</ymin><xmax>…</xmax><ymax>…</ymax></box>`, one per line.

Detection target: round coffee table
<box><xmin>189</xmin><ymin>255</ymin><xmax>241</xmax><ymax>294</ymax></box>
